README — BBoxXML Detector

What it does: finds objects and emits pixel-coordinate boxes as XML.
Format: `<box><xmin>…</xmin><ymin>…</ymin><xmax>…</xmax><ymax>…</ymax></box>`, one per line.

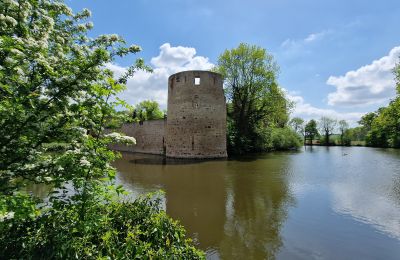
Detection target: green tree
<box><xmin>214</xmin><ymin>43</ymin><xmax>293</xmax><ymax>153</ymax></box>
<box><xmin>338</xmin><ymin>120</ymin><xmax>349</xmax><ymax>145</ymax></box>
<box><xmin>366</xmin><ymin>98</ymin><xmax>400</xmax><ymax>147</ymax></box>
<box><xmin>304</xmin><ymin>119</ymin><xmax>319</xmax><ymax>145</ymax></box>
<box><xmin>319</xmin><ymin>117</ymin><xmax>337</xmax><ymax>145</ymax></box>
<box><xmin>363</xmin><ymin>58</ymin><xmax>400</xmax><ymax>148</ymax></box>
<box><xmin>289</xmin><ymin>117</ymin><xmax>305</xmax><ymax>136</ymax></box>
<box><xmin>358</xmin><ymin>112</ymin><xmax>377</xmax><ymax>132</ymax></box>
<box><xmin>0</xmin><ymin>1</ymin><xmax>203</xmax><ymax>258</ymax></box>
<box><xmin>134</xmin><ymin>100</ymin><xmax>164</xmax><ymax>121</ymax></box>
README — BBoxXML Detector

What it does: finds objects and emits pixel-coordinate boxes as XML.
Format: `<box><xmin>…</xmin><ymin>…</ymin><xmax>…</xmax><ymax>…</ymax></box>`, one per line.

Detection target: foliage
<box><xmin>366</xmin><ymin>97</ymin><xmax>400</xmax><ymax>148</ymax></box>
<box><xmin>0</xmin><ymin>0</ymin><xmax>203</xmax><ymax>258</ymax></box>
<box><xmin>338</xmin><ymin>120</ymin><xmax>349</xmax><ymax>145</ymax></box>
<box><xmin>0</xmin><ymin>193</ymin><xmax>203</xmax><ymax>259</ymax></box>
<box><xmin>304</xmin><ymin>119</ymin><xmax>319</xmax><ymax>145</ymax></box>
<box><xmin>362</xmin><ymin>59</ymin><xmax>400</xmax><ymax>148</ymax></box>
<box><xmin>214</xmin><ymin>43</ymin><xmax>292</xmax><ymax>154</ymax></box>
<box><xmin>318</xmin><ymin>117</ymin><xmax>337</xmax><ymax>145</ymax></box>
<box><xmin>133</xmin><ymin>100</ymin><xmax>165</xmax><ymax>122</ymax></box>
<box><xmin>289</xmin><ymin>117</ymin><xmax>305</xmax><ymax>137</ymax></box>
<box><xmin>358</xmin><ymin>112</ymin><xmax>377</xmax><ymax>132</ymax></box>
<box><xmin>270</xmin><ymin>127</ymin><xmax>302</xmax><ymax>150</ymax></box>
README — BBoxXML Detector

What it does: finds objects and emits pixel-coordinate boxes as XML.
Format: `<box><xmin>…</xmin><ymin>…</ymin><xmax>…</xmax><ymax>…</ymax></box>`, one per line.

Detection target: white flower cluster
<box><xmin>0</xmin><ymin>14</ymin><xmax>18</xmax><ymax>27</ymax></box>
<box><xmin>105</xmin><ymin>132</ymin><xmax>136</xmax><ymax>145</ymax></box>
<box><xmin>80</xmin><ymin>157</ymin><xmax>91</xmax><ymax>167</ymax></box>
<box><xmin>0</xmin><ymin>211</ymin><xmax>15</xmax><ymax>222</ymax></box>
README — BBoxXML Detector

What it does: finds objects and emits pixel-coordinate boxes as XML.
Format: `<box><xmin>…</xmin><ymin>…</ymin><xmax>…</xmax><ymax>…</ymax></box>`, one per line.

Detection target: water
<box><xmin>113</xmin><ymin>146</ymin><xmax>400</xmax><ymax>259</ymax></box>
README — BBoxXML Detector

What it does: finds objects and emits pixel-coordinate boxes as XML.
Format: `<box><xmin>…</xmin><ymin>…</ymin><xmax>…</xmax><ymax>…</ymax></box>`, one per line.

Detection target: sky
<box><xmin>67</xmin><ymin>0</ymin><xmax>400</xmax><ymax>125</ymax></box>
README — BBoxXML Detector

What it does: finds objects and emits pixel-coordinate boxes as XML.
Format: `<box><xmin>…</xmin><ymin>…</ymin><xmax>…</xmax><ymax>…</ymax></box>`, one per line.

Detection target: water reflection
<box><xmin>114</xmin><ymin>147</ymin><xmax>400</xmax><ymax>260</ymax></box>
<box><xmin>114</xmin><ymin>153</ymin><xmax>294</xmax><ymax>259</ymax></box>
<box><xmin>330</xmin><ymin>148</ymin><xmax>400</xmax><ymax>239</ymax></box>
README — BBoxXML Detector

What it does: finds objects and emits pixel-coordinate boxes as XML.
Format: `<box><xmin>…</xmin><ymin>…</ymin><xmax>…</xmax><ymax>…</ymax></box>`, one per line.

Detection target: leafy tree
<box><xmin>366</xmin><ymin>98</ymin><xmax>400</xmax><ymax>147</ymax></box>
<box><xmin>358</xmin><ymin>112</ymin><xmax>377</xmax><ymax>132</ymax></box>
<box><xmin>338</xmin><ymin>120</ymin><xmax>349</xmax><ymax>145</ymax></box>
<box><xmin>214</xmin><ymin>43</ymin><xmax>293</xmax><ymax>153</ymax></box>
<box><xmin>134</xmin><ymin>100</ymin><xmax>164</xmax><ymax>121</ymax></box>
<box><xmin>319</xmin><ymin>117</ymin><xmax>337</xmax><ymax>145</ymax></box>
<box><xmin>0</xmin><ymin>1</ymin><xmax>203</xmax><ymax>258</ymax></box>
<box><xmin>363</xmin><ymin>58</ymin><xmax>400</xmax><ymax>148</ymax></box>
<box><xmin>304</xmin><ymin>119</ymin><xmax>319</xmax><ymax>145</ymax></box>
<box><xmin>289</xmin><ymin>117</ymin><xmax>305</xmax><ymax>137</ymax></box>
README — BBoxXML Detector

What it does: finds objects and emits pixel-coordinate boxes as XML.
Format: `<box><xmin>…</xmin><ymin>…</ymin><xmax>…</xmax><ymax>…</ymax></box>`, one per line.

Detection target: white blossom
<box><xmin>80</xmin><ymin>158</ymin><xmax>91</xmax><ymax>167</ymax></box>
<box><xmin>105</xmin><ymin>132</ymin><xmax>136</xmax><ymax>145</ymax></box>
<box><xmin>0</xmin><ymin>211</ymin><xmax>15</xmax><ymax>222</ymax></box>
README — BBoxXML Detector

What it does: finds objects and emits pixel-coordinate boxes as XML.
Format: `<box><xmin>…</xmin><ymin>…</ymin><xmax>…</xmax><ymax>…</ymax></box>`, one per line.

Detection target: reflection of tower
<box><xmin>166</xmin><ymin>71</ymin><xmax>227</xmax><ymax>158</ymax></box>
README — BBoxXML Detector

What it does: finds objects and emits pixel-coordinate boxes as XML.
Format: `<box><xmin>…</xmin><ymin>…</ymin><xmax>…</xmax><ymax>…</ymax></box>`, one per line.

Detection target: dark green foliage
<box><xmin>0</xmin><ymin>193</ymin><xmax>204</xmax><ymax>259</ymax></box>
<box><xmin>304</xmin><ymin>119</ymin><xmax>319</xmax><ymax>145</ymax></box>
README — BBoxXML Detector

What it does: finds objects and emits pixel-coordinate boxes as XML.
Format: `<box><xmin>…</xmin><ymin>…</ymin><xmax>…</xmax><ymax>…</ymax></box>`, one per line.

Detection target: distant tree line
<box><xmin>288</xmin><ymin>57</ymin><xmax>399</xmax><ymax>148</ymax></box>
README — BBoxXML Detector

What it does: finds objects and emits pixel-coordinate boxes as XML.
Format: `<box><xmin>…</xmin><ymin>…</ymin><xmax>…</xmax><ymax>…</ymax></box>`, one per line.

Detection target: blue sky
<box><xmin>67</xmin><ymin>0</ymin><xmax>400</xmax><ymax>124</ymax></box>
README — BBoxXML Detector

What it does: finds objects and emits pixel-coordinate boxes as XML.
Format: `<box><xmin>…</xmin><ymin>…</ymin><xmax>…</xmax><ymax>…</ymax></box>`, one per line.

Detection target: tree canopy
<box><xmin>134</xmin><ymin>100</ymin><xmax>165</xmax><ymax>121</ymax></box>
<box><xmin>214</xmin><ymin>43</ymin><xmax>297</xmax><ymax>153</ymax></box>
<box><xmin>319</xmin><ymin>117</ymin><xmax>337</xmax><ymax>145</ymax></box>
<box><xmin>304</xmin><ymin>119</ymin><xmax>319</xmax><ymax>145</ymax></box>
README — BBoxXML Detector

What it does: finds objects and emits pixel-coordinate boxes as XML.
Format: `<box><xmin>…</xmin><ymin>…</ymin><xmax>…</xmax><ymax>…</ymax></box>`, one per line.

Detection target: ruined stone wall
<box><xmin>166</xmin><ymin>70</ymin><xmax>227</xmax><ymax>158</ymax></box>
<box><xmin>110</xmin><ymin>119</ymin><xmax>166</xmax><ymax>155</ymax></box>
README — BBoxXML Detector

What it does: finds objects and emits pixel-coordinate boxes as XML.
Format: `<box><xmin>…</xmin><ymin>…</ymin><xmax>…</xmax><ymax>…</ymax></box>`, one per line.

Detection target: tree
<box><xmin>304</xmin><ymin>119</ymin><xmax>319</xmax><ymax>145</ymax></box>
<box><xmin>134</xmin><ymin>100</ymin><xmax>164</xmax><ymax>121</ymax></box>
<box><xmin>366</xmin><ymin>98</ymin><xmax>400</xmax><ymax>148</ymax></box>
<box><xmin>289</xmin><ymin>117</ymin><xmax>305</xmax><ymax>135</ymax></box>
<box><xmin>319</xmin><ymin>117</ymin><xmax>337</xmax><ymax>145</ymax></box>
<box><xmin>362</xmin><ymin>58</ymin><xmax>400</xmax><ymax>148</ymax></box>
<box><xmin>214</xmin><ymin>43</ymin><xmax>292</xmax><ymax>153</ymax></box>
<box><xmin>358</xmin><ymin>112</ymin><xmax>377</xmax><ymax>132</ymax></box>
<box><xmin>338</xmin><ymin>120</ymin><xmax>349</xmax><ymax>145</ymax></box>
<box><xmin>0</xmin><ymin>1</ymin><xmax>202</xmax><ymax>258</ymax></box>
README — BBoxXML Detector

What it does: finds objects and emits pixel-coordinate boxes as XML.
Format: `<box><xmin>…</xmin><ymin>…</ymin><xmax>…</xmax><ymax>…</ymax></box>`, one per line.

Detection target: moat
<box><xmin>114</xmin><ymin>146</ymin><xmax>400</xmax><ymax>259</ymax></box>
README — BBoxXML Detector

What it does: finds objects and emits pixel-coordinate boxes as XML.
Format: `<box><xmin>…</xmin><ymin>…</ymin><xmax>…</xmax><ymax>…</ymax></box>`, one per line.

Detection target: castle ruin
<box><xmin>111</xmin><ymin>70</ymin><xmax>227</xmax><ymax>159</ymax></box>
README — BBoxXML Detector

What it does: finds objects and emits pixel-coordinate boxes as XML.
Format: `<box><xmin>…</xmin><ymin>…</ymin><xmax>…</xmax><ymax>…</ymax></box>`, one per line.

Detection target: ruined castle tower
<box><xmin>166</xmin><ymin>70</ymin><xmax>227</xmax><ymax>158</ymax></box>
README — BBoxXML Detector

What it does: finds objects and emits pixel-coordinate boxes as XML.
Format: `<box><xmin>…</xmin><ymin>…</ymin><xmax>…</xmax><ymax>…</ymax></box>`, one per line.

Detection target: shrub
<box><xmin>0</xmin><ymin>193</ymin><xmax>204</xmax><ymax>259</ymax></box>
<box><xmin>270</xmin><ymin>127</ymin><xmax>302</xmax><ymax>151</ymax></box>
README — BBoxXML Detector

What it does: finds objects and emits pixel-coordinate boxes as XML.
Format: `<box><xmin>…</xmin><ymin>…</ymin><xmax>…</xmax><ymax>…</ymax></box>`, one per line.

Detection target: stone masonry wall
<box><xmin>166</xmin><ymin>70</ymin><xmax>227</xmax><ymax>158</ymax></box>
<box><xmin>109</xmin><ymin>119</ymin><xmax>166</xmax><ymax>155</ymax></box>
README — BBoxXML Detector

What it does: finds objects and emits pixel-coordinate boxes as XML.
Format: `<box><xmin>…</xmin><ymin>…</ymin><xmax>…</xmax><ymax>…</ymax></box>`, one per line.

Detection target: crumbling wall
<box><xmin>110</xmin><ymin>119</ymin><xmax>166</xmax><ymax>155</ymax></box>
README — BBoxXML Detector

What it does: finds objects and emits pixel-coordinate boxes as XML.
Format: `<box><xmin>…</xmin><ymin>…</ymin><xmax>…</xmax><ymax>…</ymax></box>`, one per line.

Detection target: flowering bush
<box><xmin>0</xmin><ymin>0</ymin><xmax>203</xmax><ymax>258</ymax></box>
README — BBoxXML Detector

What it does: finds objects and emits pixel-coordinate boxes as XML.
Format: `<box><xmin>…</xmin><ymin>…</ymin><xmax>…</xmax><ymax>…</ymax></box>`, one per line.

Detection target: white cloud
<box><xmin>327</xmin><ymin>46</ymin><xmax>400</xmax><ymax>106</ymax></box>
<box><xmin>286</xmin><ymin>90</ymin><xmax>364</xmax><ymax>125</ymax></box>
<box><xmin>107</xmin><ymin>43</ymin><xmax>213</xmax><ymax>108</ymax></box>
<box><xmin>281</xmin><ymin>30</ymin><xmax>331</xmax><ymax>49</ymax></box>
<box><xmin>108</xmin><ymin>42</ymin><xmax>370</xmax><ymax>124</ymax></box>
<box><xmin>304</xmin><ymin>31</ymin><xmax>329</xmax><ymax>43</ymax></box>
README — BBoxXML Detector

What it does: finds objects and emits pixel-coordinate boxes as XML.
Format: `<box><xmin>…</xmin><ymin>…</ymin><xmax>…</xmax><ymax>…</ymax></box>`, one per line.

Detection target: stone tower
<box><xmin>166</xmin><ymin>70</ymin><xmax>227</xmax><ymax>158</ymax></box>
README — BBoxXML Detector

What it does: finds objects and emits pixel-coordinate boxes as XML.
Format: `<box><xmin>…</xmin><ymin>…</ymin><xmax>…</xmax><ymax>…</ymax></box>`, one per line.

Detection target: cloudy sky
<box><xmin>67</xmin><ymin>0</ymin><xmax>400</xmax><ymax>124</ymax></box>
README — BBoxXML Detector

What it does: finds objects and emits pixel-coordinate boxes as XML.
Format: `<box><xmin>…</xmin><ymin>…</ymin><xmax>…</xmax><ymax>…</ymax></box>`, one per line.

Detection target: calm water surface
<box><xmin>113</xmin><ymin>146</ymin><xmax>400</xmax><ymax>259</ymax></box>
